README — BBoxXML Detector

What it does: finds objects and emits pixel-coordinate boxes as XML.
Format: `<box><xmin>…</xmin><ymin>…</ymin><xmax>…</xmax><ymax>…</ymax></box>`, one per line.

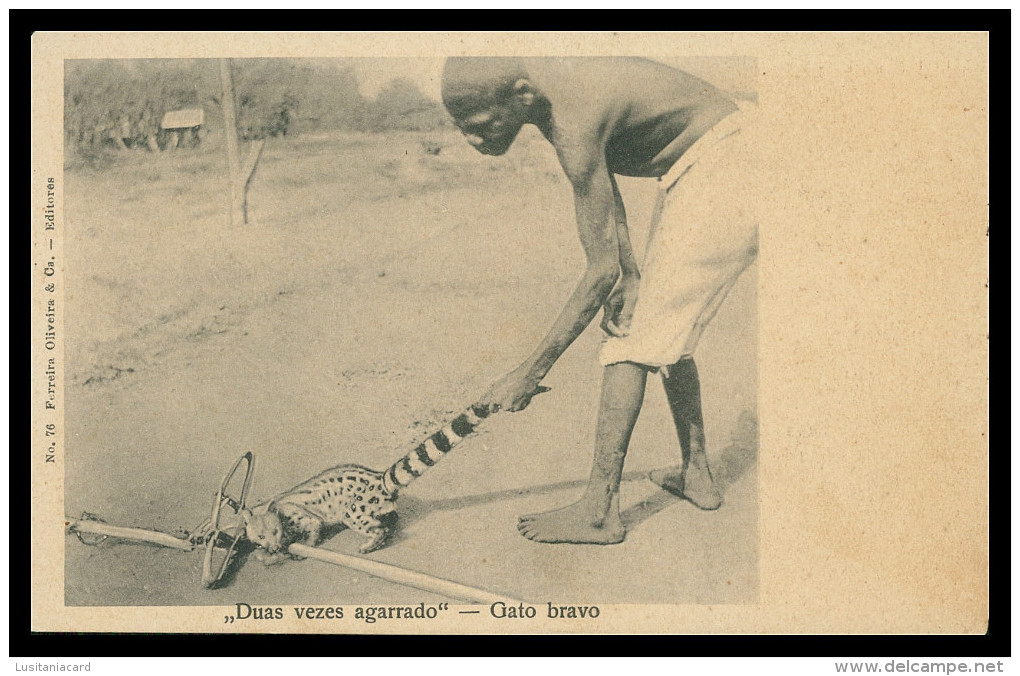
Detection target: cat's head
<box><xmin>241</xmin><ymin>503</ymin><xmax>284</xmax><ymax>553</ymax></box>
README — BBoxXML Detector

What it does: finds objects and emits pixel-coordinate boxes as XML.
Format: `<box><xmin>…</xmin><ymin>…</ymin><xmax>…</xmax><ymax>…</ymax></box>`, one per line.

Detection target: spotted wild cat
<box><xmin>243</xmin><ymin>401</ymin><xmax>501</xmax><ymax>561</ymax></box>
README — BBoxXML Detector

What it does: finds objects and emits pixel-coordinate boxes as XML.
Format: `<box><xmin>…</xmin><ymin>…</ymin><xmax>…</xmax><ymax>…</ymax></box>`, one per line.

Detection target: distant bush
<box><xmin>286</xmin><ymin>64</ymin><xmax>369</xmax><ymax>134</ymax></box>
<box><xmin>232</xmin><ymin>59</ymin><xmax>304</xmax><ymax>140</ymax></box>
<box><xmin>64</xmin><ymin>59</ymin><xmax>449</xmax><ymax>161</ymax></box>
<box><xmin>64</xmin><ymin>60</ymin><xmax>212</xmax><ymax>156</ymax></box>
<box><xmin>365</xmin><ymin>77</ymin><xmax>447</xmax><ymax>132</ymax></box>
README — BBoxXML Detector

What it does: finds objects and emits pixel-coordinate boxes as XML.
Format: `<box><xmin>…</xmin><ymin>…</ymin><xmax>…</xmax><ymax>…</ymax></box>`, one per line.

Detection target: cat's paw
<box><xmin>253</xmin><ymin>549</ymin><xmax>289</xmax><ymax>566</ymax></box>
<box><xmin>358</xmin><ymin>534</ymin><xmax>389</xmax><ymax>554</ymax></box>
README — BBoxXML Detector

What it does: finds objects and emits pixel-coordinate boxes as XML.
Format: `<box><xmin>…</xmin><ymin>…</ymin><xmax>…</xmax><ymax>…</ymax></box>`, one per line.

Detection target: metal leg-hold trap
<box><xmin>66</xmin><ymin>451</ymin><xmax>521</xmax><ymax>604</ymax></box>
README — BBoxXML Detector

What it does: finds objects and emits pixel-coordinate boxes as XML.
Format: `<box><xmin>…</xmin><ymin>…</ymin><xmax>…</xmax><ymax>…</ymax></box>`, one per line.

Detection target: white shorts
<box><xmin>599</xmin><ymin>103</ymin><xmax>759</xmax><ymax>369</ymax></box>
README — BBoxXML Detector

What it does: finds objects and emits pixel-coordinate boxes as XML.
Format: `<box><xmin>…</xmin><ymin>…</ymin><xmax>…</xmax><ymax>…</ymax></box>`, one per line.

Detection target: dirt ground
<box><xmin>63</xmin><ymin>126</ymin><xmax>758</xmax><ymax>607</ymax></box>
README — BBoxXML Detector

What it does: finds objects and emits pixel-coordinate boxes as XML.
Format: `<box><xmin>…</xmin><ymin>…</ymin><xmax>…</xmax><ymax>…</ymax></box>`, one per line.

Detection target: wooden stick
<box><xmin>287</xmin><ymin>543</ymin><xmax>522</xmax><ymax>606</ymax></box>
<box><xmin>66</xmin><ymin>517</ymin><xmax>194</xmax><ymax>551</ymax></box>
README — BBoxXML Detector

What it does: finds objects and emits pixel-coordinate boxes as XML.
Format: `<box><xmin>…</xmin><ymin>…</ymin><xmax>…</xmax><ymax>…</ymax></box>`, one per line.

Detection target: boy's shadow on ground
<box><xmin>386</xmin><ymin>411</ymin><xmax>759</xmax><ymax>547</ymax></box>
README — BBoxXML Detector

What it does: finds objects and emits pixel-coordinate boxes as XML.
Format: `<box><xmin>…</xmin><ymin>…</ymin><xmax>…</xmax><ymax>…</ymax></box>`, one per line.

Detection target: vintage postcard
<box><xmin>31</xmin><ymin>31</ymin><xmax>989</xmax><ymax>635</ymax></box>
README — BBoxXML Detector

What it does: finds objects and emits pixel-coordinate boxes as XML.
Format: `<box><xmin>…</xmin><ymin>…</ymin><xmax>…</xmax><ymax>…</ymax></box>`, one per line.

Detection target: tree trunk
<box><xmin>219</xmin><ymin>58</ymin><xmax>264</xmax><ymax>226</ymax></box>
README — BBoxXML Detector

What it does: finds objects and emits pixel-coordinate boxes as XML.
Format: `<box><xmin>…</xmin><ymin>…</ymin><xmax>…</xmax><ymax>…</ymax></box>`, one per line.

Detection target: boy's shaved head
<box><xmin>441</xmin><ymin>57</ymin><xmax>528</xmax><ymax>115</ymax></box>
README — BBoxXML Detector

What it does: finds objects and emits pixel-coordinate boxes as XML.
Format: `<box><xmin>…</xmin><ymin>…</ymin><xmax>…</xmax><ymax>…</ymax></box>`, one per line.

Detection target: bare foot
<box><xmin>650</xmin><ymin>463</ymin><xmax>723</xmax><ymax>510</ymax></box>
<box><xmin>517</xmin><ymin>499</ymin><xmax>626</xmax><ymax>544</ymax></box>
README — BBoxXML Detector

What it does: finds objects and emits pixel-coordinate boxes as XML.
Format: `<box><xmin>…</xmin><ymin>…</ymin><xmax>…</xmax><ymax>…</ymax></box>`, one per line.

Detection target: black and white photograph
<box><xmin>30</xmin><ymin>31</ymin><xmax>989</xmax><ymax>636</ymax></box>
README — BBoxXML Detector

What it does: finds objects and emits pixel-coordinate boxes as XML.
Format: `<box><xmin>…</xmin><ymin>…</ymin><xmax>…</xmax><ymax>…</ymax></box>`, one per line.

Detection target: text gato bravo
<box><xmin>223</xmin><ymin>601</ymin><xmax>601</xmax><ymax>624</ymax></box>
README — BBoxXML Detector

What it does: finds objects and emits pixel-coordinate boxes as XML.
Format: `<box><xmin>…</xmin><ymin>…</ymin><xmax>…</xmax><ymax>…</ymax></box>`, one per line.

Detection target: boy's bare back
<box><xmin>517</xmin><ymin>58</ymin><xmax>736</xmax><ymax>178</ymax></box>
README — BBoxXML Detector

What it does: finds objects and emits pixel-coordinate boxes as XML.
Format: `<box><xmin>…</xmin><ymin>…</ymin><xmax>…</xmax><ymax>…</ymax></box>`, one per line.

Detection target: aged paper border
<box><xmin>30</xmin><ymin>30</ymin><xmax>990</xmax><ymax>635</ymax></box>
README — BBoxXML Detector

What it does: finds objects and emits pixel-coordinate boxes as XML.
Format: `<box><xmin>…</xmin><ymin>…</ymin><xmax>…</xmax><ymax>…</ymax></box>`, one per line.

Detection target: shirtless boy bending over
<box><xmin>441</xmin><ymin>57</ymin><xmax>758</xmax><ymax>544</ymax></box>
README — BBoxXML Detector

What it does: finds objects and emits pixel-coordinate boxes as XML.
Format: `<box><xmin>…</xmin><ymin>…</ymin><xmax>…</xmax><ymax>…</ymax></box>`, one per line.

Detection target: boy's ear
<box><xmin>513</xmin><ymin>79</ymin><xmax>535</xmax><ymax>107</ymax></box>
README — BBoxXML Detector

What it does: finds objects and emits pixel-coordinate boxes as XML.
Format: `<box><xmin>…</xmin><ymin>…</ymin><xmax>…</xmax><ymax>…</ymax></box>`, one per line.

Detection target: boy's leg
<box><xmin>518</xmin><ymin>361</ymin><xmax>650</xmax><ymax>544</ymax></box>
<box><xmin>650</xmin><ymin>357</ymin><xmax>723</xmax><ymax>509</ymax></box>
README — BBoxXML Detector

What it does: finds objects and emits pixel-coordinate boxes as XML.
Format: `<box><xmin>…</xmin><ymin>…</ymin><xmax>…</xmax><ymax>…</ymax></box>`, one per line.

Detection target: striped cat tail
<box><xmin>382</xmin><ymin>403</ymin><xmax>493</xmax><ymax>495</ymax></box>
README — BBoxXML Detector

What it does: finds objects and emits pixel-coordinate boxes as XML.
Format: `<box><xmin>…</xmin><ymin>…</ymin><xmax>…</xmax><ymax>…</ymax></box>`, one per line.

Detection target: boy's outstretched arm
<box><xmin>481</xmin><ymin>142</ymin><xmax>620</xmax><ymax>412</ymax></box>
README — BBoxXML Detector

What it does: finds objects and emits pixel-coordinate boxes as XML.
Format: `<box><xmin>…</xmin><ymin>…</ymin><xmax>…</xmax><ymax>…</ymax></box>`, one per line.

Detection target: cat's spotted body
<box><xmin>244</xmin><ymin>403</ymin><xmax>493</xmax><ymax>561</ymax></box>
